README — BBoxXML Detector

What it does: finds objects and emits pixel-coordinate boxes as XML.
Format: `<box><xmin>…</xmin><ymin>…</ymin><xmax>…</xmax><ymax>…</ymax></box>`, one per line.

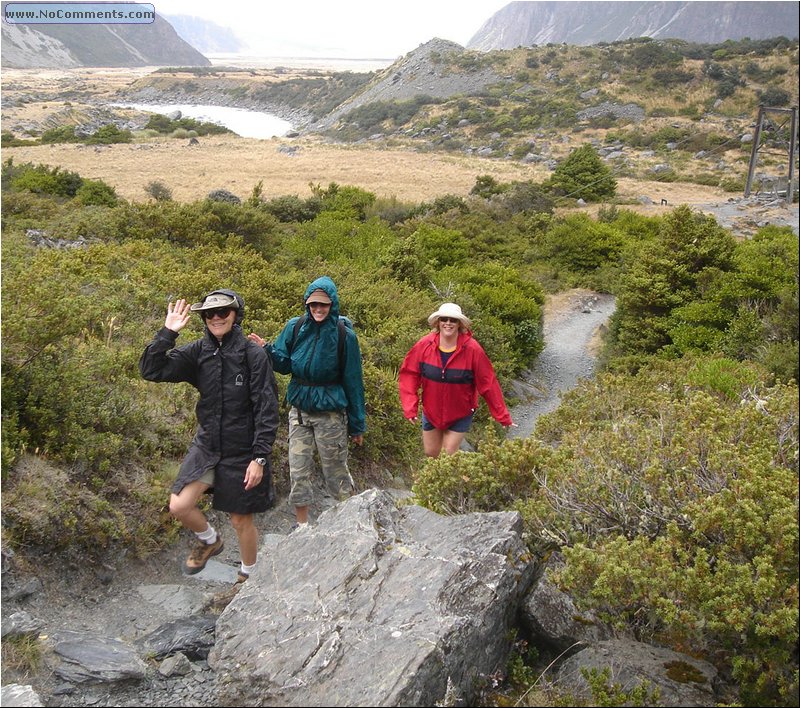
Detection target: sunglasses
<box><xmin>308</xmin><ymin>302</ymin><xmax>331</xmax><ymax>309</ymax></box>
<box><xmin>202</xmin><ymin>307</ymin><xmax>234</xmax><ymax>320</ymax></box>
<box><xmin>439</xmin><ymin>317</ymin><xmax>459</xmax><ymax>324</ymax></box>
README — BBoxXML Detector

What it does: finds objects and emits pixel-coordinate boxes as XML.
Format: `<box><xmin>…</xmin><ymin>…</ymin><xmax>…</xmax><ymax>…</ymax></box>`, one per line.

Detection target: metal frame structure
<box><xmin>744</xmin><ymin>105</ymin><xmax>798</xmax><ymax>205</ymax></box>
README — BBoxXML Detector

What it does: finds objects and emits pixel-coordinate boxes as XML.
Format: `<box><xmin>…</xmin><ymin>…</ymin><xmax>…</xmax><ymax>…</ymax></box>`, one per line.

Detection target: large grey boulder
<box><xmin>209</xmin><ymin>489</ymin><xmax>536</xmax><ymax>706</ymax></box>
<box><xmin>520</xmin><ymin>553</ymin><xmax>612</xmax><ymax>653</ymax></box>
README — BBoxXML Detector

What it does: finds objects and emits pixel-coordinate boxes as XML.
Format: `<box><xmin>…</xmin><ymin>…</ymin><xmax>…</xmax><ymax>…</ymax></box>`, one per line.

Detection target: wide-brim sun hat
<box><xmin>190</xmin><ymin>291</ymin><xmax>239</xmax><ymax>312</ymax></box>
<box><xmin>306</xmin><ymin>289</ymin><xmax>332</xmax><ymax>305</ymax></box>
<box><xmin>427</xmin><ymin>302</ymin><xmax>471</xmax><ymax>329</ymax></box>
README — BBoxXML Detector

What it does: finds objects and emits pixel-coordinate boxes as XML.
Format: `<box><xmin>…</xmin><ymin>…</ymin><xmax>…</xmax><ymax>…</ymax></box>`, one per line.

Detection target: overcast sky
<box><xmin>153</xmin><ymin>0</ymin><xmax>511</xmax><ymax>58</ymax></box>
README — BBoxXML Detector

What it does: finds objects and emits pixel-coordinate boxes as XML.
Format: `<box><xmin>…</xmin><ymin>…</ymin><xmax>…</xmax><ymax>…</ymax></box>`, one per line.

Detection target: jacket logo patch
<box><xmin>235</xmin><ymin>373</ymin><xmax>244</xmax><ymax>386</ymax></box>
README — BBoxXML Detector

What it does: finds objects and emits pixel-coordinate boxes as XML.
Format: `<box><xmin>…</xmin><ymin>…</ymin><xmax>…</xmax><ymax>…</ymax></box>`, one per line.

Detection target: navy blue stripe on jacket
<box><xmin>420</xmin><ymin>361</ymin><xmax>475</xmax><ymax>385</ymax></box>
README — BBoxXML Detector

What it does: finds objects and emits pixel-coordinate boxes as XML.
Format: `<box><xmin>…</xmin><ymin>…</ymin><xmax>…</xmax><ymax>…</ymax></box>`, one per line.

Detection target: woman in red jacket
<box><xmin>398</xmin><ymin>303</ymin><xmax>514</xmax><ymax>457</ymax></box>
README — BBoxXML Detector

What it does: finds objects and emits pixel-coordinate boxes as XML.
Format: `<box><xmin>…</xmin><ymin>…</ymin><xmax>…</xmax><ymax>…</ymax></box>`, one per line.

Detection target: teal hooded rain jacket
<box><xmin>267</xmin><ymin>276</ymin><xmax>366</xmax><ymax>436</ymax></box>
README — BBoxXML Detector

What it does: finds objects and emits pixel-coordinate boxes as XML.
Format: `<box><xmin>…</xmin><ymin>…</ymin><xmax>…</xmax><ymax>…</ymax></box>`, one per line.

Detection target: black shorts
<box><xmin>421</xmin><ymin>411</ymin><xmax>474</xmax><ymax>432</ymax></box>
<box><xmin>173</xmin><ymin>444</ymin><xmax>273</xmax><ymax>514</ymax></box>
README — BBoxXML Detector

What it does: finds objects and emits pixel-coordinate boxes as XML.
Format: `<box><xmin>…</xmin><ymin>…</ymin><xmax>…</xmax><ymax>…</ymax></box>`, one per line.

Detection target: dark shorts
<box><xmin>421</xmin><ymin>411</ymin><xmax>474</xmax><ymax>433</ymax></box>
<box><xmin>173</xmin><ymin>444</ymin><xmax>273</xmax><ymax>514</ymax></box>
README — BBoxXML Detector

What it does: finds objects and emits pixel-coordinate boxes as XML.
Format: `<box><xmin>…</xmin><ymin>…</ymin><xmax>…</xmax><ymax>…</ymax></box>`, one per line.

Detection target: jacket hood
<box><xmin>303</xmin><ymin>276</ymin><xmax>340</xmax><ymax>319</ymax></box>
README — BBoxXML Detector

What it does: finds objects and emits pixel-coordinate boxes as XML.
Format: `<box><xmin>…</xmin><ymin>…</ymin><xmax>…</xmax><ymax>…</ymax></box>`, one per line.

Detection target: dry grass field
<box><xmin>2</xmin><ymin>134</ymin><xmax>730</xmax><ymax>208</ymax></box>
<box><xmin>1</xmin><ymin>66</ymin><xmax>730</xmax><ymax>208</ymax></box>
<box><xmin>3</xmin><ymin>134</ymin><xmax>559</xmax><ymax>203</ymax></box>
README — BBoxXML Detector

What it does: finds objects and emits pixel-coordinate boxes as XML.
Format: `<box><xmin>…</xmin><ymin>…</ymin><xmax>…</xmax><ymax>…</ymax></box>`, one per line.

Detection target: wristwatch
<box><xmin>254</xmin><ymin>457</ymin><xmax>267</xmax><ymax>467</ymax></box>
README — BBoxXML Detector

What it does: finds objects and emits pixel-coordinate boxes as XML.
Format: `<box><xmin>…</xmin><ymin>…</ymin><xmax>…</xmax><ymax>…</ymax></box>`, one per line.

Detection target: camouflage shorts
<box><xmin>288</xmin><ymin>407</ymin><xmax>354</xmax><ymax>507</ymax></box>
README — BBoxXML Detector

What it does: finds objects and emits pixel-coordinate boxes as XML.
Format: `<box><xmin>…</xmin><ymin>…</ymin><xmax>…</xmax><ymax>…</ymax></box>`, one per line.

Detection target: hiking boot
<box><xmin>236</xmin><ymin>571</ymin><xmax>249</xmax><ymax>584</ymax></box>
<box><xmin>184</xmin><ymin>536</ymin><xmax>224</xmax><ymax>575</ymax></box>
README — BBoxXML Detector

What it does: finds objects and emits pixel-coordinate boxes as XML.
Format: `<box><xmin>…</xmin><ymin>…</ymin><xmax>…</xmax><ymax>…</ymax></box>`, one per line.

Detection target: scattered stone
<box><xmin>158</xmin><ymin>652</ymin><xmax>194</xmax><ymax>677</ymax></box>
<box><xmin>576</xmin><ymin>101</ymin><xmax>645</xmax><ymax>123</ymax></box>
<box><xmin>1</xmin><ymin>610</ymin><xmax>44</xmax><ymax>639</ymax></box>
<box><xmin>0</xmin><ymin>684</ymin><xmax>44</xmax><ymax>707</ymax></box>
<box><xmin>521</xmin><ymin>553</ymin><xmax>612</xmax><ymax>653</ymax></box>
<box><xmin>134</xmin><ymin>615</ymin><xmax>216</xmax><ymax>661</ymax></box>
<box><xmin>51</xmin><ymin>630</ymin><xmax>148</xmax><ymax>684</ymax></box>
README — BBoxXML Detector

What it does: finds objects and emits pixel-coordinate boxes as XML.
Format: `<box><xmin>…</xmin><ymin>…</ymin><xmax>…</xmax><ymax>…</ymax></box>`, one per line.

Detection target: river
<box><xmin>113</xmin><ymin>102</ymin><xmax>294</xmax><ymax>140</ymax></box>
<box><xmin>112</xmin><ymin>55</ymin><xmax>393</xmax><ymax>140</ymax></box>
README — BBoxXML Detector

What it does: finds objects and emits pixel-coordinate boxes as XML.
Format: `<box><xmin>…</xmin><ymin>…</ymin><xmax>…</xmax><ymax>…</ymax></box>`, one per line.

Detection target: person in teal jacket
<box><xmin>250</xmin><ymin>276</ymin><xmax>366</xmax><ymax>527</ymax></box>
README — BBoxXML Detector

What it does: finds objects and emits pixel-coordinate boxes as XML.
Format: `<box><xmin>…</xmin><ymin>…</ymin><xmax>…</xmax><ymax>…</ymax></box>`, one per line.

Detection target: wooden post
<box><xmin>787</xmin><ymin>106</ymin><xmax>797</xmax><ymax>205</ymax></box>
<box><xmin>744</xmin><ymin>105</ymin><xmax>764</xmax><ymax>198</ymax></box>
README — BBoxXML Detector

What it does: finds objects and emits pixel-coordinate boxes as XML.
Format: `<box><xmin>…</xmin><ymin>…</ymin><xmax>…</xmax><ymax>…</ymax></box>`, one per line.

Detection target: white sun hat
<box><xmin>427</xmin><ymin>302</ymin><xmax>472</xmax><ymax>329</ymax></box>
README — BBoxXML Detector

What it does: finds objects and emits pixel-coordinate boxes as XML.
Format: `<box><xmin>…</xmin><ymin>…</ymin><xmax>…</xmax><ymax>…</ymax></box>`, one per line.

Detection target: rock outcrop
<box><xmin>209</xmin><ymin>489</ymin><xmax>536</xmax><ymax>706</ymax></box>
<box><xmin>310</xmin><ymin>38</ymin><xmax>503</xmax><ymax>131</ymax></box>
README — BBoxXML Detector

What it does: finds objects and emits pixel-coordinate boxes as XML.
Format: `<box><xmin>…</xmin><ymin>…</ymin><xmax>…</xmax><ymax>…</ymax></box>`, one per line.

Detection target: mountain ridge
<box><xmin>468</xmin><ymin>1</ymin><xmax>800</xmax><ymax>50</ymax></box>
<box><xmin>164</xmin><ymin>14</ymin><xmax>245</xmax><ymax>54</ymax></box>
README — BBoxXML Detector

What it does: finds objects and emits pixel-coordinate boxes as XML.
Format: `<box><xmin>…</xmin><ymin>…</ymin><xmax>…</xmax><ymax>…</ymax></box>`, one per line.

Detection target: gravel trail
<box><xmin>508</xmin><ymin>290</ymin><xmax>616</xmax><ymax>439</ymax></box>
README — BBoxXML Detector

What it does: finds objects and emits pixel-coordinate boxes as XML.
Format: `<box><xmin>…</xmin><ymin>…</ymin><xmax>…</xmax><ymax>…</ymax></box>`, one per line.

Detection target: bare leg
<box><xmin>441</xmin><ymin>430</ymin><xmax>466</xmax><ymax>455</ymax></box>
<box><xmin>422</xmin><ymin>428</ymin><xmax>444</xmax><ymax>457</ymax></box>
<box><xmin>169</xmin><ymin>480</ymin><xmax>211</xmax><ymax>533</ymax></box>
<box><xmin>229</xmin><ymin>512</ymin><xmax>257</xmax><ymax>566</ymax></box>
<box><xmin>295</xmin><ymin>504</ymin><xmax>309</xmax><ymax>524</ymax></box>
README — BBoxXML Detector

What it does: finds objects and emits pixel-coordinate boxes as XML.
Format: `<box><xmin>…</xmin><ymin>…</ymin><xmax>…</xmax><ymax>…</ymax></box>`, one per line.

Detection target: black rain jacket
<box><xmin>139</xmin><ymin>325</ymin><xmax>279</xmax><ymax>460</ymax></box>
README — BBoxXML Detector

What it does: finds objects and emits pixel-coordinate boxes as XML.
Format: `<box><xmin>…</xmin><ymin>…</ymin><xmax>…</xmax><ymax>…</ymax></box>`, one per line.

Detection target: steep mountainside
<box><xmin>164</xmin><ymin>14</ymin><xmax>245</xmax><ymax>54</ymax></box>
<box><xmin>310</xmin><ymin>38</ymin><xmax>505</xmax><ymax>130</ymax></box>
<box><xmin>0</xmin><ymin>21</ymin><xmax>82</xmax><ymax>68</ymax></box>
<box><xmin>0</xmin><ymin>12</ymin><xmax>210</xmax><ymax>68</ymax></box>
<box><xmin>468</xmin><ymin>1</ymin><xmax>800</xmax><ymax>50</ymax></box>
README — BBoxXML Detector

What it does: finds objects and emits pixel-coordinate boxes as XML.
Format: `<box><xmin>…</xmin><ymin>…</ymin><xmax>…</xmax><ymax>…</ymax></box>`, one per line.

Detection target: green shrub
<box><xmin>144</xmin><ymin>180</ymin><xmax>173</xmax><ymax>201</ymax></box>
<box><xmin>720</xmin><ymin>176</ymin><xmax>745</xmax><ymax>192</ymax></box>
<box><xmin>85</xmin><ymin>124</ymin><xmax>133</xmax><ymax>144</ymax></box>
<box><xmin>1</xmin><ymin>131</ymin><xmax>37</xmax><ymax>147</ymax></box>
<box><xmin>144</xmin><ymin>113</ymin><xmax>230</xmax><ymax>136</ymax></box>
<box><xmin>528</xmin><ymin>357</ymin><xmax>799</xmax><ymax>706</ymax></box>
<box><xmin>9</xmin><ymin>164</ymin><xmax>83</xmax><ymax>197</ymax></box>
<box><xmin>262</xmin><ymin>194</ymin><xmax>321</xmax><ymax>222</ymax></box>
<box><xmin>540</xmin><ymin>213</ymin><xmax>626</xmax><ymax>274</ymax></box>
<box><xmin>610</xmin><ymin>205</ymin><xmax>737</xmax><ymax>356</ymax></box>
<box><xmin>758</xmin><ymin>87</ymin><xmax>790</xmax><ymax>107</ymax></box>
<box><xmin>40</xmin><ymin>125</ymin><xmax>80</xmax><ymax>144</ymax></box>
<box><xmin>282</xmin><ymin>211</ymin><xmax>394</xmax><ymax>268</ymax></box>
<box><xmin>412</xmin><ymin>434</ymin><xmax>553</xmax><ymax>515</ymax></box>
<box><xmin>75</xmin><ymin>179</ymin><xmax>118</xmax><ymax>206</ymax></box>
<box><xmin>545</xmin><ymin>144</ymin><xmax>617</xmax><ymax>202</ymax></box>
<box><xmin>314</xmin><ymin>182</ymin><xmax>376</xmax><ymax>220</ymax></box>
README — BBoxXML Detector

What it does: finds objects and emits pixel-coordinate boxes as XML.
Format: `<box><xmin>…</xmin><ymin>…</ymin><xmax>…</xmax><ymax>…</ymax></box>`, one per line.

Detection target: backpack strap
<box><xmin>286</xmin><ymin>314</ymin><xmax>307</xmax><ymax>357</ymax></box>
<box><xmin>336</xmin><ymin>318</ymin><xmax>346</xmax><ymax>379</ymax></box>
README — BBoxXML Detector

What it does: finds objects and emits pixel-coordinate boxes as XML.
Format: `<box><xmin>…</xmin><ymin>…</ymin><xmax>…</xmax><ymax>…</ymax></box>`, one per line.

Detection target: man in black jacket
<box><xmin>140</xmin><ymin>289</ymin><xmax>278</xmax><ymax>583</ymax></box>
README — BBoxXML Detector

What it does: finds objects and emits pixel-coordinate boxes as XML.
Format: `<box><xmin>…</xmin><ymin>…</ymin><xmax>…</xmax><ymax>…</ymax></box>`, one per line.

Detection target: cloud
<box><xmin>155</xmin><ymin>0</ymin><xmax>508</xmax><ymax>57</ymax></box>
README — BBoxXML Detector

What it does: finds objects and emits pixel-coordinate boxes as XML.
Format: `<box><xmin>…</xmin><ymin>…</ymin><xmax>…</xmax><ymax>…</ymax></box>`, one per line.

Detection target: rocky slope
<box><xmin>1</xmin><ymin>13</ymin><xmax>210</xmax><ymax>68</ymax></box>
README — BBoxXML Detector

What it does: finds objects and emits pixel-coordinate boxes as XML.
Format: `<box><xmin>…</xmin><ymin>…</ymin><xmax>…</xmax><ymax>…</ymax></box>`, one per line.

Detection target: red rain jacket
<box><xmin>398</xmin><ymin>330</ymin><xmax>512</xmax><ymax>430</ymax></box>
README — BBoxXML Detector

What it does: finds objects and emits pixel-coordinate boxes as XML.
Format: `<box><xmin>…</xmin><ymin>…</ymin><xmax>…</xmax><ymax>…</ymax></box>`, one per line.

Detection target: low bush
<box><xmin>415</xmin><ymin>356</ymin><xmax>798</xmax><ymax>706</ymax></box>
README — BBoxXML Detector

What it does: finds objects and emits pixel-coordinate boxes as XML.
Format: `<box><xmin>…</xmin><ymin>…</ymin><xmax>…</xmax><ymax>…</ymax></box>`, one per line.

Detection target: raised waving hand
<box><xmin>165</xmin><ymin>299</ymin><xmax>192</xmax><ymax>333</ymax></box>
